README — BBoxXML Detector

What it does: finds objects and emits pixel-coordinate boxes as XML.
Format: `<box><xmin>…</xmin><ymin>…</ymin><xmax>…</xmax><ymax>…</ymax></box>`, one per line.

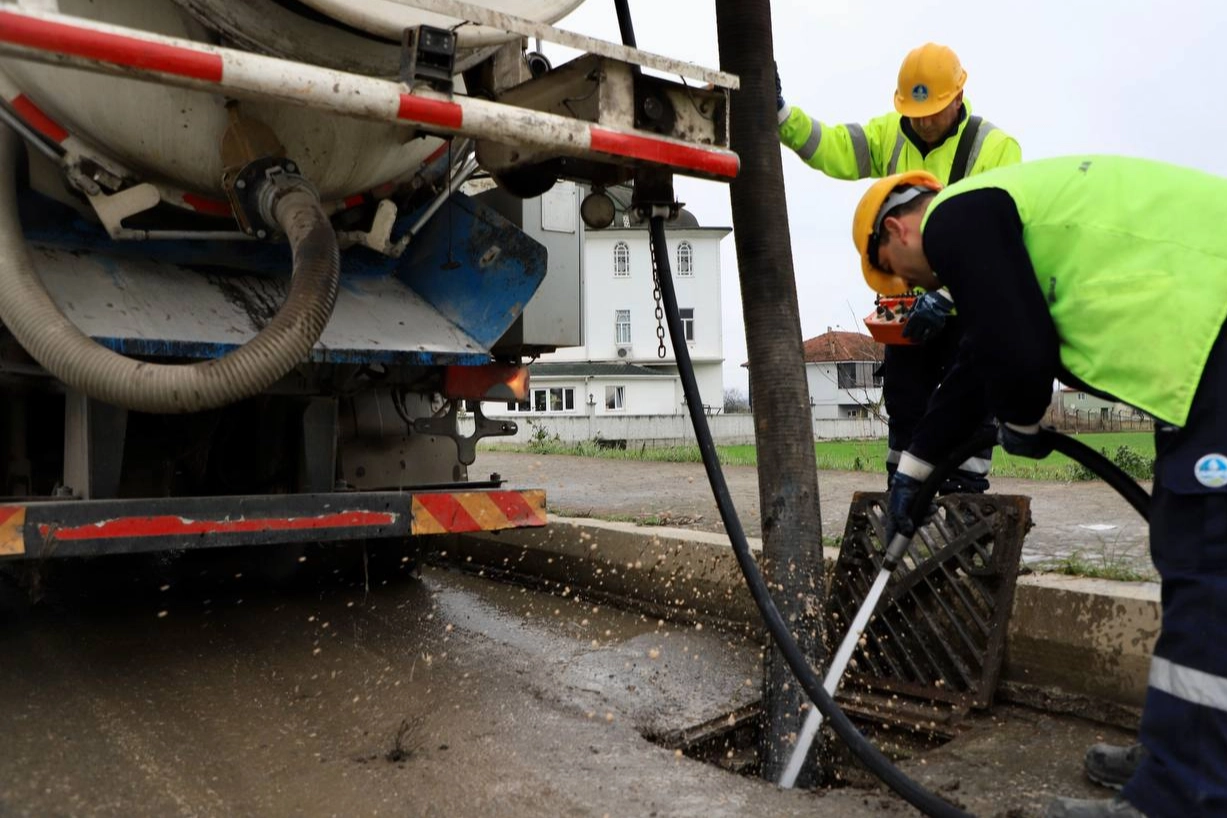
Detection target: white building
<box><xmin>802</xmin><ymin>329</ymin><xmax>885</xmax><ymax>420</ymax></box>
<box><xmin>509</xmin><ymin>185</ymin><xmax>730</xmax><ymax>418</ymax></box>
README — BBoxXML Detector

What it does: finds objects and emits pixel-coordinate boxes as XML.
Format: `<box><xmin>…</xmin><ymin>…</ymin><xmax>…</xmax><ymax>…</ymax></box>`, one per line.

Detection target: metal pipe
<box><xmin>0</xmin><ymin>8</ymin><xmax>739</xmax><ymax>182</ymax></box>
<box><xmin>395</xmin><ymin>154</ymin><xmax>479</xmax><ymax>253</ymax></box>
<box><xmin>0</xmin><ymin>102</ymin><xmax>60</xmax><ymax>161</ymax></box>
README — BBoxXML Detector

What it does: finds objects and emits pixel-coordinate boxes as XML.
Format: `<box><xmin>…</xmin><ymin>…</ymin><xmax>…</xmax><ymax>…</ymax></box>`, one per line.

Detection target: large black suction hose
<box><xmin>648</xmin><ymin>215</ymin><xmax>972</xmax><ymax>817</ymax></box>
<box><xmin>900</xmin><ymin>429</ymin><xmax>1150</xmax><ymax>540</ymax></box>
<box><xmin>650</xmin><ymin>214</ymin><xmax>1152</xmax><ymax>816</ymax></box>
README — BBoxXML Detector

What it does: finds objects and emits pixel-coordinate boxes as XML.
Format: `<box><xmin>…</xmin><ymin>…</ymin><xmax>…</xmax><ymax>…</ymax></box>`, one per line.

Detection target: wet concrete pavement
<box><xmin>0</xmin><ymin>545</ymin><xmax>1133</xmax><ymax>817</ymax></box>
<box><xmin>476</xmin><ymin>451</ymin><xmax>1155</xmax><ymax>576</ymax></box>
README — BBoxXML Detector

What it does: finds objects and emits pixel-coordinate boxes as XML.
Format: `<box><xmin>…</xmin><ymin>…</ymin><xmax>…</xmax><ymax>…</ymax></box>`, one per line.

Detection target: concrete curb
<box><xmin>442</xmin><ymin>515</ymin><xmax>1159</xmax><ymax>726</ymax></box>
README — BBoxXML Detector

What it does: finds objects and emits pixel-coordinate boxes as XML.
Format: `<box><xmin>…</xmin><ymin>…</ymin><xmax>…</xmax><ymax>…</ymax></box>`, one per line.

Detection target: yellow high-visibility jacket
<box><xmin>778</xmin><ymin>101</ymin><xmax>1020</xmax><ymax>182</ymax></box>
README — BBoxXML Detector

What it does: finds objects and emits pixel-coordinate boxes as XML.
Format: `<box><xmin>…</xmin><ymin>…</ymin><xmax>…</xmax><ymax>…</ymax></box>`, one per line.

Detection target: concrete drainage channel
<box><xmin>434</xmin><ymin>510</ymin><xmax>1160</xmax><ymax>744</ymax></box>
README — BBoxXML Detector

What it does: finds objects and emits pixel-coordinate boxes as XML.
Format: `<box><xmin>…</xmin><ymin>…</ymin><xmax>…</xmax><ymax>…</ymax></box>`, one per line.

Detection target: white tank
<box><xmin>0</xmin><ymin>0</ymin><xmax>585</xmax><ymax>207</ymax></box>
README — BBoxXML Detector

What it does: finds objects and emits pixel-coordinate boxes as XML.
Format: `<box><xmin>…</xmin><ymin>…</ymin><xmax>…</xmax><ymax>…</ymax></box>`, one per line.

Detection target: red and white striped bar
<box><xmin>0</xmin><ymin>8</ymin><xmax>739</xmax><ymax>181</ymax></box>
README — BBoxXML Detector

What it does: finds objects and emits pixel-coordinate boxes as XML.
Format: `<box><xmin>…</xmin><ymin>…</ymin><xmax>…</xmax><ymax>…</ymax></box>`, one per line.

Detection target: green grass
<box><xmin>1037</xmin><ymin>551</ymin><xmax>1155</xmax><ymax>583</ymax></box>
<box><xmin>805</xmin><ymin>432</ymin><xmax>1154</xmax><ymax>481</ymax></box>
<box><xmin>491</xmin><ymin>431</ymin><xmax>1154</xmax><ymax>482</ymax></box>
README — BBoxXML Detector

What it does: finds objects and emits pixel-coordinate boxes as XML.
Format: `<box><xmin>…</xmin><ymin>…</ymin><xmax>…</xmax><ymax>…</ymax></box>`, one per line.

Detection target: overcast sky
<box><xmin>547</xmin><ymin>0</ymin><xmax>1225</xmax><ymax>393</ymax></box>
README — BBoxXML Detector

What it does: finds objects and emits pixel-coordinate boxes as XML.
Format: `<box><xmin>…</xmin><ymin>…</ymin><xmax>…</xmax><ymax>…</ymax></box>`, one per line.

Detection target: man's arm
<box><xmin>900</xmin><ymin>188</ymin><xmax>1060</xmax><ymax>476</ymax></box>
<box><xmin>778</xmin><ymin>105</ymin><xmax>894</xmax><ymax>179</ymax></box>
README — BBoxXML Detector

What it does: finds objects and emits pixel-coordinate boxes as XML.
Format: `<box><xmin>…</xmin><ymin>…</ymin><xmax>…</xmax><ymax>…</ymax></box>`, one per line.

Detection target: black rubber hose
<box><xmin>649</xmin><ymin>216</ymin><xmax>971</xmax><ymax>817</ymax></box>
<box><xmin>903</xmin><ymin>429</ymin><xmax>1150</xmax><ymax>526</ymax></box>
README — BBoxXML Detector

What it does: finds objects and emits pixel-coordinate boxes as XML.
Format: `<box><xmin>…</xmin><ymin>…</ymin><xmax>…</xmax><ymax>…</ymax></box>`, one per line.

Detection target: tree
<box><xmin>723</xmin><ymin>387</ymin><xmax>750</xmax><ymax>413</ymax></box>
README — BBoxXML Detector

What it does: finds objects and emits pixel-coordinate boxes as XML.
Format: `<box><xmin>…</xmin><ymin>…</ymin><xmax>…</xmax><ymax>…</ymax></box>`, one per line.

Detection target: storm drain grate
<box><xmin>826</xmin><ymin>492</ymin><xmax>1031</xmax><ymax>724</ymax></box>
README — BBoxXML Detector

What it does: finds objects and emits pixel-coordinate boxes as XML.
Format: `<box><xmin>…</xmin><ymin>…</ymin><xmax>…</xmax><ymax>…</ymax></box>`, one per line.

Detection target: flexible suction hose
<box><xmin>0</xmin><ymin>128</ymin><xmax>341</xmax><ymax>414</ymax></box>
<box><xmin>650</xmin><ymin>215</ymin><xmax>1152</xmax><ymax>816</ymax></box>
<box><xmin>649</xmin><ymin>215</ymin><xmax>971</xmax><ymax>817</ymax></box>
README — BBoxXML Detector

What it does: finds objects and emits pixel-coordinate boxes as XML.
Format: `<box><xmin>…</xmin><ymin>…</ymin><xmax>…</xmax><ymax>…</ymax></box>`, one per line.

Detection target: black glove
<box><xmin>885</xmin><ymin>472</ymin><xmax>936</xmax><ymax>544</ymax></box>
<box><xmin>774</xmin><ymin>63</ymin><xmax>786</xmax><ymax>114</ymax></box>
<box><xmin>902</xmin><ymin>289</ymin><xmax>955</xmax><ymax>344</ymax></box>
<box><xmin>997</xmin><ymin>422</ymin><xmax>1055</xmax><ymax>459</ymax></box>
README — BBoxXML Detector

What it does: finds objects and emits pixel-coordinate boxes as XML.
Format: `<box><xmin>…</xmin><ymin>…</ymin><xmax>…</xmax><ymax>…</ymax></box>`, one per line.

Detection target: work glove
<box><xmin>997</xmin><ymin>422</ymin><xmax>1055</xmax><ymax>459</ymax></box>
<box><xmin>884</xmin><ymin>472</ymin><xmax>936</xmax><ymax>544</ymax></box>
<box><xmin>901</xmin><ymin>289</ymin><xmax>955</xmax><ymax>344</ymax></box>
<box><xmin>774</xmin><ymin>63</ymin><xmax>789</xmax><ymax>121</ymax></box>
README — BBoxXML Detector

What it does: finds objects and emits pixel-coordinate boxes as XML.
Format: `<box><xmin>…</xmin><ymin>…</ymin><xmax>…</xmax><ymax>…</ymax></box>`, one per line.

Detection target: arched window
<box><xmin>613</xmin><ymin>241</ymin><xmax>630</xmax><ymax>277</ymax></box>
<box><xmin>676</xmin><ymin>241</ymin><xmax>693</xmax><ymax>276</ymax></box>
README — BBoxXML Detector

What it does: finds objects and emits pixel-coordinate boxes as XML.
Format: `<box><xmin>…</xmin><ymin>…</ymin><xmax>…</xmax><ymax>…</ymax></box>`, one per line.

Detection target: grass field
<box><xmin>498</xmin><ymin>431</ymin><xmax>1155</xmax><ymax>482</ymax></box>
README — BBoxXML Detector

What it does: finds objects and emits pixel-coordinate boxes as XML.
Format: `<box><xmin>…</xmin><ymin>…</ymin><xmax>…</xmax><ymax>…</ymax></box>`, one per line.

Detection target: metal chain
<box><xmin>648</xmin><ymin>220</ymin><xmax>667</xmax><ymax>358</ymax></box>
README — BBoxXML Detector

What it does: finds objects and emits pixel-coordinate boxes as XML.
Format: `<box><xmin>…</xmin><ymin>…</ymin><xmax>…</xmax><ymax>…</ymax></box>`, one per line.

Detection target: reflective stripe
<box><xmin>887</xmin><ymin>132</ymin><xmax>905</xmax><ymax>175</ymax></box>
<box><xmin>797</xmin><ymin>116</ymin><xmax>822</xmax><ymax>162</ymax></box>
<box><xmin>886</xmin><ymin>449</ymin><xmax>902</xmax><ymax>465</ymax></box>
<box><xmin>958</xmin><ymin>456</ymin><xmax>992</xmax><ymax>476</ymax></box>
<box><xmin>1150</xmin><ymin>656</ymin><xmax>1227</xmax><ymax>713</ymax></box>
<box><xmin>962</xmin><ymin>120</ymin><xmax>997</xmax><ymax>176</ymax></box>
<box><xmin>845</xmin><ymin>123</ymin><xmax>872</xmax><ymax>178</ymax></box>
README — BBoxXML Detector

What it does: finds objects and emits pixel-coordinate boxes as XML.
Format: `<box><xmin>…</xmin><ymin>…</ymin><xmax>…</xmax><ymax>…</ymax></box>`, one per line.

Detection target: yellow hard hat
<box><xmin>894</xmin><ymin>43</ymin><xmax>967</xmax><ymax>118</ymax></box>
<box><xmin>852</xmin><ymin>171</ymin><xmax>944</xmax><ymax>294</ymax></box>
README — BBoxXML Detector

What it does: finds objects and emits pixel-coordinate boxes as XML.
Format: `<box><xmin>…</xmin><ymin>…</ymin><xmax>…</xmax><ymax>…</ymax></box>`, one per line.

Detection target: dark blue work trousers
<box><xmin>1123</xmin><ymin>323</ymin><xmax>1227</xmax><ymax>817</ymax></box>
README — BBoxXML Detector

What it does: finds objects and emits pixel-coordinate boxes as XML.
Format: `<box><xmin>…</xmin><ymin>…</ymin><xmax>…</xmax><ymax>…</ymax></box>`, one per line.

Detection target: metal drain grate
<box><xmin>826</xmin><ymin>492</ymin><xmax>1031</xmax><ymax>716</ymax></box>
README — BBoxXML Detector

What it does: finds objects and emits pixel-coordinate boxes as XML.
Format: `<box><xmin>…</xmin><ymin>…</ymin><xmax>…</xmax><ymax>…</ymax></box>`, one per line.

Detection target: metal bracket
<box><xmin>76</xmin><ymin>179</ymin><xmax>161</xmax><ymax>239</ymax></box>
<box><xmin>413</xmin><ymin>402</ymin><xmax>517</xmax><ymax>466</ymax></box>
<box><xmin>394</xmin><ymin>0</ymin><xmax>739</xmax><ymax>89</ymax></box>
<box><xmin>400</xmin><ymin>25</ymin><xmax>457</xmax><ymax>93</ymax></box>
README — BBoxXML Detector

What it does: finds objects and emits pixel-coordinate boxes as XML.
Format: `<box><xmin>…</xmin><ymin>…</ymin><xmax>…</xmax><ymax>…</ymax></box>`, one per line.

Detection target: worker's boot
<box><xmin>1084</xmin><ymin>742</ymin><xmax>1146</xmax><ymax>790</ymax></box>
<box><xmin>1044</xmin><ymin>796</ymin><xmax>1147</xmax><ymax>818</ymax></box>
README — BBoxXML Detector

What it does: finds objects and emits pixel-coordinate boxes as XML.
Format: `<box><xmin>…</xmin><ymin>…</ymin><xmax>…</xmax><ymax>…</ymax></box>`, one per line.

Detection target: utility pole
<box><xmin>714</xmin><ymin>0</ymin><xmax>828</xmax><ymax>786</ymax></box>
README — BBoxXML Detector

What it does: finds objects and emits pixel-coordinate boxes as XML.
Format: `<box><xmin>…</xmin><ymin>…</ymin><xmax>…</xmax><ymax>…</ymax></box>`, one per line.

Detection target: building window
<box><xmin>677</xmin><ymin>241</ymin><xmax>693</xmax><ymax>276</ymax></box>
<box><xmin>605</xmin><ymin>385</ymin><xmax>625</xmax><ymax>411</ymax></box>
<box><xmin>615</xmin><ymin>309</ymin><xmax>631</xmax><ymax>345</ymax></box>
<box><xmin>1077</xmin><ymin>392</ymin><xmax>1086</xmax><ymax>401</ymax></box>
<box><xmin>508</xmin><ymin>387</ymin><xmax>575</xmax><ymax>413</ymax></box>
<box><xmin>836</xmin><ymin>362</ymin><xmax>878</xmax><ymax>389</ymax></box>
<box><xmin>613</xmin><ymin>241</ymin><xmax>630</xmax><ymax>277</ymax></box>
<box><xmin>680</xmin><ymin>307</ymin><xmax>695</xmax><ymax>342</ymax></box>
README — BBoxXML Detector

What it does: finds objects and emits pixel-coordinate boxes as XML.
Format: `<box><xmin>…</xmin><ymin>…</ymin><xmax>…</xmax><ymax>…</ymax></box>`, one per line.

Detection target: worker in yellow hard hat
<box><xmin>777</xmin><ymin>43</ymin><xmax>1021</xmax><ymax>493</ymax></box>
<box><xmin>852</xmin><ymin>156</ymin><xmax>1227</xmax><ymax>818</ymax></box>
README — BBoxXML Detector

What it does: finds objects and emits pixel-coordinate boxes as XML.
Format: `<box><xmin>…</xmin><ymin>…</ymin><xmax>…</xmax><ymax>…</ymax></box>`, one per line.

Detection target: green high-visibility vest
<box><xmin>923</xmin><ymin>156</ymin><xmax>1227</xmax><ymax>426</ymax></box>
<box><xmin>778</xmin><ymin>102</ymin><xmax>1021</xmax><ymax>182</ymax></box>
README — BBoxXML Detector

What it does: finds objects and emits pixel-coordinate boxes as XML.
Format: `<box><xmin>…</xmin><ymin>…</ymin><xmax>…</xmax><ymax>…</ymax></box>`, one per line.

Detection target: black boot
<box><xmin>1084</xmin><ymin>742</ymin><xmax>1146</xmax><ymax>790</ymax></box>
<box><xmin>1045</xmin><ymin>796</ymin><xmax>1146</xmax><ymax>818</ymax></box>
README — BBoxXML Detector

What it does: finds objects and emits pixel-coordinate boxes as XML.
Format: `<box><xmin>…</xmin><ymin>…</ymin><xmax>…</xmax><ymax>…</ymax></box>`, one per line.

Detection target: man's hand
<box><xmin>902</xmin><ymin>289</ymin><xmax>955</xmax><ymax>344</ymax></box>
<box><xmin>774</xmin><ymin>64</ymin><xmax>788</xmax><ymax>117</ymax></box>
<box><xmin>997</xmin><ymin>422</ymin><xmax>1055</xmax><ymax>459</ymax></box>
<box><xmin>885</xmin><ymin>472</ymin><xmax>936</xmax><ymax>543</ymax></box>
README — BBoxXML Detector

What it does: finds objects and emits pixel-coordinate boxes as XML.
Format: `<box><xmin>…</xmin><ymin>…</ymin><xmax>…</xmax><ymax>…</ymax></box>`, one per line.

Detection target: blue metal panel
<box><xmin>17</xmin><ymin>190</ymin><xmax>547</xmax><ymax>365</ymax></box>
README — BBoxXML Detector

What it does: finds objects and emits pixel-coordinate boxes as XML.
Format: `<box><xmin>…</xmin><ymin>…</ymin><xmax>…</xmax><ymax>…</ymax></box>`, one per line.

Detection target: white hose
<box><xmin>0</xmin><ymin>128</ymin><xmax>340</xmax><ymax>413</ymax></box>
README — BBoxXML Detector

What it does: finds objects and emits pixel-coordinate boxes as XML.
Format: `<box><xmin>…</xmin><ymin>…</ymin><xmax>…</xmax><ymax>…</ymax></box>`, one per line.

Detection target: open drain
<box><xmin>645</xmin><ymin>701</ymin><xmax>952</xmax><ymax>783</ymax></box>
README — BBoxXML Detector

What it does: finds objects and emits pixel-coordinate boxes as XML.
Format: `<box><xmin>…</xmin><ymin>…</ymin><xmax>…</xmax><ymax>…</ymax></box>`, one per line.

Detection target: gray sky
<box><xmin>550</xmin><ymin>0</ymin><xmax>1226</xmax><ymax>393</ymax></box>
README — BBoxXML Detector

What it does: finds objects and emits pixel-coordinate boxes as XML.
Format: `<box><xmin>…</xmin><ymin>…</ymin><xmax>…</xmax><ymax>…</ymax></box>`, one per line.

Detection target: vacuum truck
<box><xmin>0</xmin><ymin>0</ymin><xmax>736</xmax><ymax>561</ymax></box>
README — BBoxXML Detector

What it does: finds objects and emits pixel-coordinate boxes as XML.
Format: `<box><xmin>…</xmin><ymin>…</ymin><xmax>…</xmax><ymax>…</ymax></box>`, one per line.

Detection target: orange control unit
<box><xmin>863</xmin><ymin>296</ymin><xmax>918</xmax><ymax>346</ymax></box>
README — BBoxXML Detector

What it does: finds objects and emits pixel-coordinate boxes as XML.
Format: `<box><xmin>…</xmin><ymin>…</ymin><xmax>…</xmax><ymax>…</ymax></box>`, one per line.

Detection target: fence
<box><xmin>463</xmin><ymin>411</ymin><xmax>889</xmax><ymax>447</ymax></box>
<box><xmin>1042</xmin><ymin>407</ymin><xmax>1153</xmax><ymax>434</ymax></box>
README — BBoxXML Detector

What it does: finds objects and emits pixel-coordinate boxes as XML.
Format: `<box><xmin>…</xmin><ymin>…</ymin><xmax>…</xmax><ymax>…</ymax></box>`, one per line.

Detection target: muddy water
<box><xmin>0</xmin><ymin>546</ymin><xmax>902</xmax><ymax>817</ymax></box>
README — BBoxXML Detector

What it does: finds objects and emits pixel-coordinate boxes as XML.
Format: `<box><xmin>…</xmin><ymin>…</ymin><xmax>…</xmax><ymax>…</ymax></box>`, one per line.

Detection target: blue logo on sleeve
<box><xmin>1194</xmin><ymin>453</ymin><xmax>1227</xmax><ymax>488</ymax></box>
<box><xmin>911</xmin><ymin>84</ymin><xmax>929</xmax><ymax>103</ymax></box>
